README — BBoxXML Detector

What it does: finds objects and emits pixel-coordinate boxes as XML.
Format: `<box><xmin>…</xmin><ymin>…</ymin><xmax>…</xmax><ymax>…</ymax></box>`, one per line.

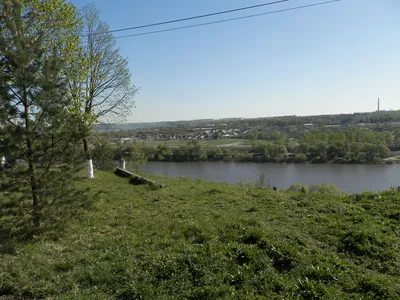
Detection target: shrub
<box><xmin>222</xmin><ymin>155</ymin><xmax>233</xmax><ymax>162</ymax></box>
<box><xmin>256</xmin><ymin>172</ymin><xmax>272</xmax><ymax>188</ymax></box>
<box><xmin>91</xmin><ymin>139</ymin><xmax>116</xmax><ymax>171</ymax></box>
<box><xmin>237</xmin><ymin>180</ymin><xmax>255</xmax><ymax>194</ymax></box>
<box><xmin>124</xmin><ymin>145</ymin><xmax>148</xmax><ymax>172</ymax></box>
<box><xmin>232</xmin><ymin>153</ymin><xmax>253</xmax><ymax>162</ymax></box>
<box><xmin>287</xmin><ymin>184</ymin><xmax>309</xmax><ymax>193</ymax></box>
<box><xmin>309</xmin><ymin>184</ymin><xmax>341</xmax><ymax>195</ymax></box>
<box><xmin>273</xmin><ymin>154</ymin><xmax>287</xmax><ymax>163</ymax></box>
<box><xmin>294</xmin><ymin>153</ymin><xmax>307</xmax><ymax>163</ymax></box>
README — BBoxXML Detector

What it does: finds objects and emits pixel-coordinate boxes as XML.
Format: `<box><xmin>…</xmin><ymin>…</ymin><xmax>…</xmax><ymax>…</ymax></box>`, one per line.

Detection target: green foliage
<box><xmin>187</xmin><ymin>140</ymin><xmax>207</xmax><ymax>161</ymax></box>
<box><xmin>1</xmin><ymin>171</ymin><xmax>399</xmax><ymax>298</ymax></box>
<box><xmin>294</xmin><ymin>153</ymin><xmax>308</xmax><ymax>163</ymax></box>
<box><xmin>251</xmin><ymin>141</ymin><xmax>288</xmax><ymax>162</ymax></box>
<box><xmin>156</xmin><ymin>144</ymin><xmax>173</xmax><ymax>161</ymax></box>
<box><xmin>309</xmin><ymin>184</ymin><xmax>342</xmax><ymax>195</ymax></box>
<box><xmin>173</xmin><ymin>145</ymin><xmax>190</xmax><ymax>162</ymax></box>
<box><xmin>104</xmin><ymin>124</ymin><xmax>397</xmax><ymax>164</ymax></box>
<box><xmin>0</xmin><ymin>0</ymin><xmax>87</xmax><ymax>228</ymax></box>
<box><xmin>91</xmin><ymin>138</ymin><xmax>115</xmax><ymax>171</ymax></box>
<box><xmin>122</xmin><ymin>144</ymin><xmax>148</xmax><ymax>172</ymax></box>
<box><xmin>206</xmin><ymin>147</ymin><xmax>224</xmax><ymax>161</ymax></box>
<box><xmin>232</xmin><ymin>152</ymin><xmax>253</xmax><ymax>162</ymax></box>
<box><xmin>287</xmin><ymin>184</ymin><xmax>309</xmax><ymax>193</ymax></box>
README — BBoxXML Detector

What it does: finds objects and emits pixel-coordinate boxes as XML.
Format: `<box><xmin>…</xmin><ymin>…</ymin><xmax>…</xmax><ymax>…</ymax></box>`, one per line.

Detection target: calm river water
<box><xmin>138</xmin><ymin>161</ymin><xmax>400</xmax><ymax>193</ymax></box>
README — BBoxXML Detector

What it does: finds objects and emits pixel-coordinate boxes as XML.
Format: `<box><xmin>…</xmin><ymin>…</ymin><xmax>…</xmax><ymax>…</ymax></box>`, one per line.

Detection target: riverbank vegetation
<box><xmin>1</xmin><ymin>171</ymin><xmax>399</xmax><ymax>298</ymax></box>
<box><xmin>92</xmin><ymin>126</ymin><xmax>396</xmax><ymax>168</ymax></box>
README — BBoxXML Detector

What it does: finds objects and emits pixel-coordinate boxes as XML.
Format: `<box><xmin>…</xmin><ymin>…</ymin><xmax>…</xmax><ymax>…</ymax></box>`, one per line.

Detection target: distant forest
<box><xmin>96</xmin><ymin>110</ymin><xmax>400</xmax><ymax>131</ymax></box>
<box><xmin>91</xmin><ymin>110</ymin><xmax>400</xmax><ymax>167</ymax></box>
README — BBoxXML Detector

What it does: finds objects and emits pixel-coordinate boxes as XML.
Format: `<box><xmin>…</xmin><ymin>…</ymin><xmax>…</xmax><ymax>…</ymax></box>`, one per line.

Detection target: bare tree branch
<box><xmin>79</xmin><ymin>3</ymin><xmax>138</xmax><ymax>124</ymax></box>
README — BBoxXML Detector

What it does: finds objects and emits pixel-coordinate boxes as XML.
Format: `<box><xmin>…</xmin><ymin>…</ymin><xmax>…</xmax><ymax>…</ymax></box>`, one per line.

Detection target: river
<box><xmin>135</xmin><ymin>161</ymin><xmax>400</xmax><ymax>193</ymax></box>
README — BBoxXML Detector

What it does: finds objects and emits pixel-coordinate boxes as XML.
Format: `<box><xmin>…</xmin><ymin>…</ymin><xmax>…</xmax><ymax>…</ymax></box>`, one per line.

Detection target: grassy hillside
<box><xmin>1</xmin><ymin>171</ymin><xmax>399</xmax><ymax>299</ymax></box>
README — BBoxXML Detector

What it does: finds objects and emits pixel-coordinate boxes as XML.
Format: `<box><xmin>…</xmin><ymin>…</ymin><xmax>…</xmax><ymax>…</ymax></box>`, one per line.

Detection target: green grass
<box><xmin>1</xmin><ymin>171</ymin><xmax>400</xmax><ymax>299</ymax></box>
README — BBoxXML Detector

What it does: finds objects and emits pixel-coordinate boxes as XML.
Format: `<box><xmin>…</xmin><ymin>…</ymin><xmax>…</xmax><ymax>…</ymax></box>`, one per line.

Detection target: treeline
<box><xmin>144</xmin><ymin>141</ymin><xmax>252</xmax><ymax>163</ymax></box>
<box><xmin>234</xmin><ymin>111</ymin><xmax>400</xmax><ymax>128</ymax></box>
<box><xmin>98</xmin><ymin>110</ymin><xmax>400</xmax><ymax>134</ymax></box>
<box><xmin>92</xmin><ymin>128</ymin><xmax>394</xmax><ymax>168</ymax></box>
<box><xmin>288</xmin><ymin>127</ymin><xmax>393</xmax><ymax>163</ymax></box>
<box><xmin>91</xmin><ymin>140</ymin><xmax>254</xmax><ymax>168</ymax></box>
<box><xmin>91</xmin><ymin>127</ymin><xmax>397</xmax><ymax>168</ymax></box>
<box><xmin>137</xmin><ymin>128</ymin><xmax>394</xmax><ymax>164</ymax></box>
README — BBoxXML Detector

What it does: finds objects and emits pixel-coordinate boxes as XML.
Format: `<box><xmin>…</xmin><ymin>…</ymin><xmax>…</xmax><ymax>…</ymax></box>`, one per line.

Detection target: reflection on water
<box><xmin>132</xmin><ymin>161</ymin><xmax>399</xmax><ymax>193</ymax></box>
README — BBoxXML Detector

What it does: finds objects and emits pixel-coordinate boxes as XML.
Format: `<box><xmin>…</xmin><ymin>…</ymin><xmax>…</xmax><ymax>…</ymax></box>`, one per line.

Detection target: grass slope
<box><xmin>1</xmin><ymin>171</ymin><xmax>400</xmax><ymax>299</ymax></box>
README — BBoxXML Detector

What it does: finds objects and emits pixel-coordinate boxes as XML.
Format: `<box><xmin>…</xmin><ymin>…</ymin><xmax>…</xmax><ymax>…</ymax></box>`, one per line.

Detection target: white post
<box><xmin>1</xmin><ymin>156</ymin><xmax>5</xmax><ymax>169</ymax></box>
<box><xmin>87</xmin><ymin>159</ymin><xmax>94</xmax><ymax>179</ymax></box>
<box><xmin>121</xmin><ymin>160</ymin><xmax>126</xmax><ymax>170</ymax></box>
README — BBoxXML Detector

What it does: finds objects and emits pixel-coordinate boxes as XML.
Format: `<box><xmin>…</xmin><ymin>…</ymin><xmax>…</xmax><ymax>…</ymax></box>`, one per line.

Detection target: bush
<box><xmin>273</xmin><ymin>154</ymin><xmax>287</xmax><ymax>163</ymax></box>
<box><xmin>256</xmin><ymin>172</ymin><xmax>272</xmax><ymax>188</ymax></box>
<box><xmin>206</xmin><ymin>148</ymin><xmax>223</xmax><ymax>161</ymax></box>
<box><xmin>309</xmin><ymin>184</ymin><xmax>341</xmax><ymax>195</ymax></box>
<box><xmin>124</xmin><ymin>145</ymin><xmax>148</xmax><ymax>172</ymax></box>
<box><xmin>332</xmin><ymin>157</ymin><xmax>349</xmax><ymax>164</ymax></box>
<box><xmin>287</xmin><ymin>184</ymin><xmax>308</xmax><ymax>193</ymax></box>
<box><xmin>91</xmin><ymin>139</ymin><xmax>115</xmax><ymax>171</ymax></box>
<box><xmin>294</xmin><ymin>153</ymin><xmax>307</xmax><ymax>163</ymax></box>
<box><xmin>310</xmin><ymin>156</ymin><xmax>329</xmax><ymax>164</ymax></box>
<box><xmin>222</xmin><ymin>155</ymin><xmax>233</xmax><ymax>162</ymax></box>
<box><xmin>232</xmin><ymin>153</ymin><xmax>253</xmax><ymax>162</ymax></box>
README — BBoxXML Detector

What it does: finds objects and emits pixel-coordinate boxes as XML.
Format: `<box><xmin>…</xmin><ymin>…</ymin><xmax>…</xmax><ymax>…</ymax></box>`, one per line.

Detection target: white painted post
<box><xmin>121</xmin><ymin>160</ymin><xmax>126</xmax><ymax>170</ymax></box>
<box><xmin>87</xmin><ymin>159</ymin><xmax>94</xmax><ymax>179</ymax></box>
<box><xmin>1</xmin><ymin>156</ymin><xmax>5</xmax><ymax>169</ymax></box>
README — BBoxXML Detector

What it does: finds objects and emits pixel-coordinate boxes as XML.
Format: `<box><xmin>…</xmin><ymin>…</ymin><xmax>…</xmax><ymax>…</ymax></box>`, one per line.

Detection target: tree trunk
<box><xmin>28</xmin><ymin>154</ymin><xmax>40</xmax><ymax>228</ymax></box>
<box><xmin>83</xmin><ymin>137</ymin><xmax>89</xmax><ymax>153</ymax></box>
<box><xmin>29</xmin><ymin>161</ymin><xmax>40</xmax><ymax>228</ymax></box>
<box><xmin>83</xmin><ymin>138</ymin><xmax>94</xmax><ymax>179</ymax></box>
<box><xmin>24</xmin><ymin>99</ymin><xmax>40</xmax><ymax>228</ymax></box>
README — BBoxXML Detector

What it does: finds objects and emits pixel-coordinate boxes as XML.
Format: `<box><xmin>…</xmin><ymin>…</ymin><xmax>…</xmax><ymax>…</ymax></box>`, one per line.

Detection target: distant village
<box><xmin>112</xmin><ymin>124</ymin><xmax>250</xmax><ymax>144</ymax></box>
<box><xmin>108</xmin><ymin>120</ymin><xmax>400</xmax><ymax>145</ymax></box>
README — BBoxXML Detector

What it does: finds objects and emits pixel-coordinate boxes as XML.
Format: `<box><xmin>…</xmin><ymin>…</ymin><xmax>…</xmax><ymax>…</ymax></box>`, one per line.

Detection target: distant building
<box><xmin>118</xmin><ymin>138</ymin><xmax>132</xmax><ymax>143</ymax></box>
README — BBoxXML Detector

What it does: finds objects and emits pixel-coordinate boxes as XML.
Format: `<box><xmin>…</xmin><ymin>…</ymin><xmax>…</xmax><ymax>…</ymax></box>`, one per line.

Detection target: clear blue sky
<box><xmin>70</xmin><ymin>0</ymin><xmax>400</xmax><ymax>123</ymax></box>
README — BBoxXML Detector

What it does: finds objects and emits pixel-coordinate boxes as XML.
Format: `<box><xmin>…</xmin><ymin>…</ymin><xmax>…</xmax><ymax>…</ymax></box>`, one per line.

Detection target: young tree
<box><xmin>0</xmin><ymin>0</ymin><xmax>86</xmax><ymax>228</ymax></box>
<box><xmin>76</xmin><ymin>3</ymin><xmax>138</xmax><ymax>178</ymax></box>
<box><xmin>91</xmin><ymin>137</ymin><xmax>116</xmax><ymax>171</ymax></box>
<box><xmin>123</xmin><ymin>144</ymin><xmax>148</xmax><ymax>172</ymax></box>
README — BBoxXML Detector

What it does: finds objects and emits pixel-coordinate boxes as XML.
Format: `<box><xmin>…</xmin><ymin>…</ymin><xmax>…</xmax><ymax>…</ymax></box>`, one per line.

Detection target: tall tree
<box><xmin>77</xmin><ymin>3</ymin><xmax>138</xmax><ymax>178</ymax></box>
<box><xmin>0</xmin><ymin>0</ymin><xmax>86</xmax><ymax>228</ymax></box>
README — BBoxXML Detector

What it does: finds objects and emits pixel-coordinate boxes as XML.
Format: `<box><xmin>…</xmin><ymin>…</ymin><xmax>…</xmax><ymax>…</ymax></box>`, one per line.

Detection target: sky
<box><xmin>70</xmin><ymin>0</ymin><xmax>400</xmax><ymax>123</ymax></box>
